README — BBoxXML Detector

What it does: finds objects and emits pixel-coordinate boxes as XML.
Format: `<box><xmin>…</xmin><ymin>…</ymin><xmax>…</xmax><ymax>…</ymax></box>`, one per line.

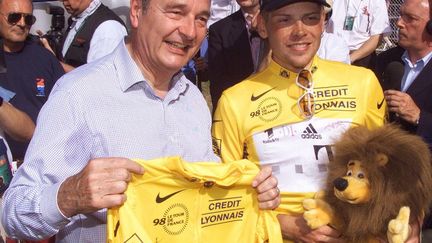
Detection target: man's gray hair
<box><xmin>142</xmin><ymin>0</ymin><xmax>149</xmax><ymax>11</ymax></box>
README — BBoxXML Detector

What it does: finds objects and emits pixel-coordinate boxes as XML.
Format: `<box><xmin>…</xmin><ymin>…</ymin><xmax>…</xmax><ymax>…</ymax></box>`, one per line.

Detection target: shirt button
<box><xmin>204</xmin><ymin>181</ymin><xmax>214</xmax><ymax>188</ymax></box>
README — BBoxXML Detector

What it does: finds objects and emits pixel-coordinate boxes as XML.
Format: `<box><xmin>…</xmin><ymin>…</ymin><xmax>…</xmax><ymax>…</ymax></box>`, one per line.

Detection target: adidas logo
<box><xmin>301</xmin><ymin>124</ymin><xmax>322</xmax><ymax>139</ymax></box>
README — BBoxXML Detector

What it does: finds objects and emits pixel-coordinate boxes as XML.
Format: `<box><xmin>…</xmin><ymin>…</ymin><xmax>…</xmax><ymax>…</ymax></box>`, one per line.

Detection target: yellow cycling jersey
<box><xmin>212</xmin><ymin>56</ymin><xmax>386</xmax><ymax>215</ymax></box>
<box><xmin>107</xmin><ymin>157</ymin><xmax>282</xmax><ymax>243</ymax></box>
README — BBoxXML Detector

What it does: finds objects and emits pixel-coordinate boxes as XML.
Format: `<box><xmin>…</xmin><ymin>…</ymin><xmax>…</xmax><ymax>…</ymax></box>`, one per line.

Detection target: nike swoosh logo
<box><xmin>377</xmin><ymin>97</ymin><xmax>385</xmax><ymax>109</ymax></box>
<box><xmin>155</xmin><ymin>189</ymin><xmax>186</xmax><ymax>203</ymax></box>
<box><xmin>251</xmin><ymin>87</ymin><xmax>275</xmax><ymax>101</ymax></box>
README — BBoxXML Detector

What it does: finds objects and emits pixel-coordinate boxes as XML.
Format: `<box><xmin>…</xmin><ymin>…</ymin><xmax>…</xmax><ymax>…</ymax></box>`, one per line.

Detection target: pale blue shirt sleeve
<box><xmin>87</xmin><ymin>20</ymin><xmax>127</xmax><ymax>63</ymax></box>
<box><xmin>1</xmin><ymin>83</ymin><xmax>93</xmax><ymax>240</ymax></box>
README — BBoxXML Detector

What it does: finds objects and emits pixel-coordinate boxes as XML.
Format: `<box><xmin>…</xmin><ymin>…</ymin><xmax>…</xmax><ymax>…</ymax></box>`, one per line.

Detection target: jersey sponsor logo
<box><xmin>250</xmin><ymin>87</ymin><xmax>275</xmax><ymax>101</ymax></box>
<box><xmin>313</xmin><ymin>85</ymin><xmax>357</xmax><ymax>113</ymax></box>
<box><xmin>279</xmin><ymin>69</ymin><xmax>290</xmax><ymax>78</ymax></box>
<box><xmin>201</xmin><ymin>197</ymin><xmax>244</xmax><ymax>227</ymax></box>
<box><xmin>301</xmin><ymin>123</ymin><xmax>322</xmax><ymax>139</ymax></box>
<box><xmin>36</xmin><ymin>78</ymin><xmax>46</xmax><ymax>97</ymax></box>
<box><xmin>262</xmin><ymin>128</ymin><xmax>279</xmax><ymax>144</ymax></box>
<box><xmin>377</xmin><ymin>97</ymin><xmax>385</xmax><ymax>109</ymax></box>
<box><xmin>250</xmin><ymin>97</ymin><xmax>282</xmax><ymax>122</ymax></box>
<box><xmin>159</xmin><ymin>203</ymin><xmax>189</xmax><ymax>235</ymax></box>
<box><xmin>156</xmin><ymin>189</ymin><xmax>186</xmax><ymax>203</ymax></box>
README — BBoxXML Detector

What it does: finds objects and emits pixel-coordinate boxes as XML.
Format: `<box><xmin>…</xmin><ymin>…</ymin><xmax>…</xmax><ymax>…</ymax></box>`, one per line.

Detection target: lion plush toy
<box><xmin>303</xmin><ymin>125</ymin><xmax>432</xmax><ymax>243</ymax></box>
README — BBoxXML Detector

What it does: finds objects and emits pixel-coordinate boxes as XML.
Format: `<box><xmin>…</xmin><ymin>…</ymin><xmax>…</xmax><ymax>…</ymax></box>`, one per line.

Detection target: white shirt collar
<box><xmin>72</xmin><ymin>0</ymin><xmax>102</xmax><ymax>21</ymax></box>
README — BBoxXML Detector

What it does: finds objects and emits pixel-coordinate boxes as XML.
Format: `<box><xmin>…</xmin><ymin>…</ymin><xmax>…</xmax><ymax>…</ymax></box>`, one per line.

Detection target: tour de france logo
<box><xmin>162</xmin><ymin>203</ymin><xmax>189</xmax><ymax>235</ymax></box>
<box><xmin>257</xmin><ymin>97</ymin><xmax>282</xmax><ymax>122</ymax></box>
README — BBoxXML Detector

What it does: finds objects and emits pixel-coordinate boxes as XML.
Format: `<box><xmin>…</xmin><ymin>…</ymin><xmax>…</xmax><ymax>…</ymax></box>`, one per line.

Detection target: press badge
<box><xmin>343</xmin><ymin>16</ymin><xmax>355</xmax><ymax>31</ymax></box>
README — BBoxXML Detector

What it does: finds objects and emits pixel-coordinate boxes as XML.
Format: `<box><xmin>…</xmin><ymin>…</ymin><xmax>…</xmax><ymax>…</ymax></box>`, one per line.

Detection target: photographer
<box><xmin>40</xmin><ymin>0</ymin><xmax>127</xmax><ymax>73</ymax></box>
<box><xmin>39</xmin><ymin>5</ymin><xmax>65</xmax><ymax>59</ymax></box>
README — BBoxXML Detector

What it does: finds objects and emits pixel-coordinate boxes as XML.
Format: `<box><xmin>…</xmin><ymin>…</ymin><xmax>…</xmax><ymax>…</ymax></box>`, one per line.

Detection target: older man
<box><xmin>376</xmin><ymin>0</ymin><xmax>432</xmax><ymax>151</ymax></box>
<box><xmin>374</xmin><ymin>0</ymin><xmax>432</xmax><ymax>237</ymax></box>
<box><xmin>212</xmin><ymin>0</ymin><xmax>387</xmax><ymax>242</ymax></box>
<box><xmin>41</xmin><ymin>0</ymin><xmax>127</xmax><ymax>72</ymax></box>
<box><xmin>0</xmin><ymin>0</ymin><xmax>63</xmax><ymax>160</ymax></box>
<box><xmin>1</xmin><ymin>0</ymin><xmax>279</xmax><ymax>242</ymax></box>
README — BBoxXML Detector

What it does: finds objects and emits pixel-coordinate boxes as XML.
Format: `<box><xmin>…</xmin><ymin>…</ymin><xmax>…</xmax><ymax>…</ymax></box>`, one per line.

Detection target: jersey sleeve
<box><xmin>212</xmin><ymin>93</ymin><xmax>244</xmax><ymax>163</ymax></box>
<box><xmin>364</xmin><ymin>70</ymin><xmax>387</xmax><ymax>129</ymax></box>
<box><xmin>256</xmin><ymin>211</ymin><xmax>283</xmax><ymax>243</ymax></box>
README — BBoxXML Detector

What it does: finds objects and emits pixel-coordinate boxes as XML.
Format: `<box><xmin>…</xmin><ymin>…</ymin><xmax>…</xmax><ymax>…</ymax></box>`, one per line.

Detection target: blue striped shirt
<box><xmin>2</xmin><ymin>40</ymin><xmax>219</xmax><ymax>242</ymax></box>
<box><xmin>401</xmin><ymin>50</ymin><xmax>432</xmax><ymax>92</ymax></box>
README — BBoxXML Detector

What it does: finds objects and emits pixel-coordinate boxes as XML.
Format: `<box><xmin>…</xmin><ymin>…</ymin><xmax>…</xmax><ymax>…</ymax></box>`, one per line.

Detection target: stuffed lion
<box><xmin>303</xmin><ymin>125</ymin><xmax>432</xmax><ymax>243</ymax></box>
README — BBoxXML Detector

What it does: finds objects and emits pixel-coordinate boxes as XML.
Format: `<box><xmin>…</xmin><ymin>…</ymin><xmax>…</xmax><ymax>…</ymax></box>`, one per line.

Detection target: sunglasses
<box><xmin>296</xmin><ymin>69</ymin><xmax>314</xmax><ymax>119</ymax></box>
<box><xmin>1</xmin><ymin>12</ymin><xmax>36</xmax><ymax>26</ymax></box>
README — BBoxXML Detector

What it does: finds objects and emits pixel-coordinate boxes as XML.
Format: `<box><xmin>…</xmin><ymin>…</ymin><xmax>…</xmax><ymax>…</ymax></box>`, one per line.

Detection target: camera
<box><xmin>43</xmin><ymin>6</ymin><xmax>65</xmax><ymax>59</ymax></box>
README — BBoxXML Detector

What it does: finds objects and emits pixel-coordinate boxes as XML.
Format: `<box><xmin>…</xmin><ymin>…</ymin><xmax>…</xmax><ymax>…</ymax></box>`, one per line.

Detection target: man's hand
<box><xmin>278</xmin><ymin>214</ymin><xmax>345</xmax><ymax>243</ymax></box>
<box><xmin>384</xmin><ymin>90</ymin><xmax>420</xmax><ymax>124</ymax></box>
<box><xmin>252</xmin><ymin>166</ymin><xmax>280</xmax><ymax>210</ymax></box>
<box><xmin>36</xmin><ymin>30</ymin><xmax>55</xmax><ymax>56</ymax></box>
<box><xmin>57</xmin><ymin>157</ymin><xmax>144</xmax><ymax>218</ymax></box>
<box><xmin>405</xmin><ymin>216</ymin><xmax>422</xmax><ymax>243</ymax></box>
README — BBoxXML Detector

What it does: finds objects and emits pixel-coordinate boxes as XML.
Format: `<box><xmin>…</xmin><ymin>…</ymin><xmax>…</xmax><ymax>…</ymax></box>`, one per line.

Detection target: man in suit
<box><xmin>376</xmin><ymin>0</ymin><xmax>432</xmax><ymax>150</ymax></box>
<box><xmin>208</xmin><ymin>0</ymin><xmax>262</xmax><ymax>110</ymax></box>
<box><xmin>376</xmin><ymin>0</ymin><xmax>432</xmax><ymax>235</ymax></box>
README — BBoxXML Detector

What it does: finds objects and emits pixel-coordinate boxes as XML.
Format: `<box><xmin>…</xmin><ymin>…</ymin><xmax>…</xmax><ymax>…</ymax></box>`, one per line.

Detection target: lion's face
<box><xmin>333</xmin><ymin>160</ymin><xmax>370</xmax><ymax>204</ymax></box>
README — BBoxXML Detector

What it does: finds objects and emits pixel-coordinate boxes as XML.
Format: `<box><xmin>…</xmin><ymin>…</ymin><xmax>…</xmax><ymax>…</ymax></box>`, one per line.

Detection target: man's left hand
<box><xmin>252</xmin><ymin>166</ymin><xmax>280</xmax><ymax>209</ymax></box>
<box><xmin>384</xmin><ymin>90</ymin><xmax>420</xmax><ymax>125</ymax></box>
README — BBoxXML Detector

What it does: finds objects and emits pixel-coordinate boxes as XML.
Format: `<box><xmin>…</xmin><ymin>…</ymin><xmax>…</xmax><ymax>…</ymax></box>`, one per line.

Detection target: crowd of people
<box><xmin>0</xmin><ymin>0</ymin><xmax>430</xmax><ymax>242</ymax></box>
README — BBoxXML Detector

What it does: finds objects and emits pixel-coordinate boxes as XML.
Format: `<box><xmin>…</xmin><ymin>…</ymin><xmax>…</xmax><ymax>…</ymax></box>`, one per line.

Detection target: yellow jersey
<box><xmin>107</xmin><ymin>157</ymin><xmax>282</xmax><ymax>243</ymax></box>
<box><xmin>212</xmin><ymin>57</ymin><xmax>386</xmax><ymax>215</ymax></box>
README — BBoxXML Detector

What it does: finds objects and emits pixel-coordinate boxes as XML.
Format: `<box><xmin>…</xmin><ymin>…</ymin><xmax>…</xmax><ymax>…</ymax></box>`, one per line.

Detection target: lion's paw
<box><xmin>387</xmin><ymin>206</ymin><xmax>410</xmax><ymax>243</ymax></box>
<box><xmin>303</xmin><ymin>198</ymin><xmax>332</xmax><ymax>229</ymax></box>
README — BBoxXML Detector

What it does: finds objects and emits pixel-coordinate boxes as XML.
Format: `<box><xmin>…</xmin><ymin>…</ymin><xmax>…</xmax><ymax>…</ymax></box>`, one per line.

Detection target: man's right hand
<box><xmin>57</xmin><ymin>157</ymin><xmax>144</xmax><ymax>218</ymax></box>
<box><xmin>36</xmin><ymin>30</ymin><xmax>56</xmax><ymax>56</ymax></box>
<box><xmin>277</xmin><ymin>214</ymin><xmax>345</xmax><ymax>243</ymax></box>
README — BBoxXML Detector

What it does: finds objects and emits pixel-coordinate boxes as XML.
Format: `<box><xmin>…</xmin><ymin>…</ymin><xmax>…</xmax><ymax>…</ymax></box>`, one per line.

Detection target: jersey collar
<box><xmin>266</xmin><ymin>55</ymin><xmax>320</xmax><ymax>80</ymax></box>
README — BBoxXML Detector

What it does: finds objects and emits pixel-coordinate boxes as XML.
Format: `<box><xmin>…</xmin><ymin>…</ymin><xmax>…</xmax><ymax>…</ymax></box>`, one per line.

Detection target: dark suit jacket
<box><xmin>375</xmin><ymin>46</ymin><xmax>432</xmax><ymax>151</ymax></box>
<box><xmin>208</xmin><ymin>10</ymin><xmax>254</xmax><ymax>111</ymax></box>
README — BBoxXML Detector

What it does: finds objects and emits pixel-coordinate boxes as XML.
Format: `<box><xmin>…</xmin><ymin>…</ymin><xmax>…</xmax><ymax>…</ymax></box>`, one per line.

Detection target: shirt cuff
<box><xmin>40</xmin><ymin>179</ymin><xmax>70</xmax><ymax>228</ymax></box>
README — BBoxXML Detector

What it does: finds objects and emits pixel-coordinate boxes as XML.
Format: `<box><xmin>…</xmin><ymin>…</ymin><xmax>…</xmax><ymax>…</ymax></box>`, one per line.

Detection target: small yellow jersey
<box><xmin>212</xmin><ymin>57</ymin><xmax>386</xmax><ymax>215</ymax></box>
<box><xmin>107</xmin><ymin>157</ymin><xmax>282</xmax><ymax>243</ymax></box>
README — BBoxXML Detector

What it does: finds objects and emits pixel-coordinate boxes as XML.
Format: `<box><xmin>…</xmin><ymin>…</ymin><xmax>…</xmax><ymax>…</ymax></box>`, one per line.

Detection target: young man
<box><xmin>2</xmin><ymin>0</ymin><xmax>279</xmax><ymax>242</ymax></box>
<box><xmin>212</xmin><ymin>0</ymin><xmax>386</xmax><ymax>241</ymax></box>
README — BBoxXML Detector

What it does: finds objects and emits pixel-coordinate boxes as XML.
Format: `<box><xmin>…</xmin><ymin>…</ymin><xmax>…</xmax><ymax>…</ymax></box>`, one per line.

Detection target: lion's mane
<box><xmin>324</xmin><ymin>125</ymin><xmax>432</xmax><ymax>242</ymax></box>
